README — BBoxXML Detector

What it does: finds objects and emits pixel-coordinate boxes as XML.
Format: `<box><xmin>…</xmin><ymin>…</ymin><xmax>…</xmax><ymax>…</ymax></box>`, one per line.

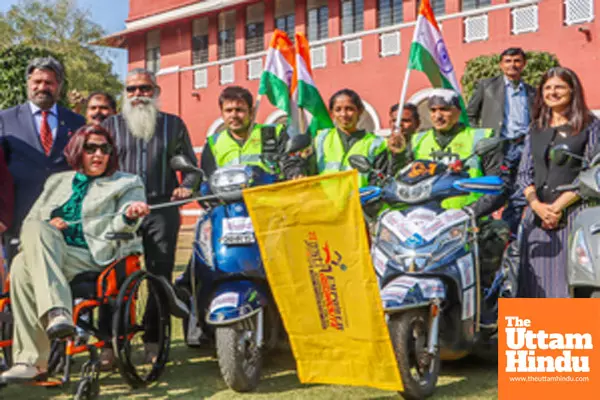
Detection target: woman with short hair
<box><xmin>0</xmin><ymin>124</ymin><xmax>150</xmax><ymax>383</ymax></box>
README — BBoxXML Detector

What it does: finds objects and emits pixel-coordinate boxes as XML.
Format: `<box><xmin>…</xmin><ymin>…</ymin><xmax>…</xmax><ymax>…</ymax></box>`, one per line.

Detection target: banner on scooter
<box><xmin>243</xmin><ymin>170</ymin><xmax>403</xmax><ymax>391</ymax></box>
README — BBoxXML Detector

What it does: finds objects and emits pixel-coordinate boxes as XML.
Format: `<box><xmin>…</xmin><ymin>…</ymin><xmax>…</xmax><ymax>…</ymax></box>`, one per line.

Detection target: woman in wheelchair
<box><xmin>0</xmin><ymin>125</ymin><xmax>150</xmax><ymax>384</ymax></box>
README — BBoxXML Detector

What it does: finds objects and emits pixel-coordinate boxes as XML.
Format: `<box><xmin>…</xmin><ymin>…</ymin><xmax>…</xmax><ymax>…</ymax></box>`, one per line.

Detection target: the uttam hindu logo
<box><xmin>499</xmin><ymin>299</ymin><xmax>600</xmax><ymax>400</ymax></box>
<box><xmin>505</xmin><ymin>315</ymin><xmax>592</xmax><ymax>373</ymax></box>
<box><xmin>305</xmin><ymin>231</ymin><xmax>346</xmax><ymax>331</ymax></box>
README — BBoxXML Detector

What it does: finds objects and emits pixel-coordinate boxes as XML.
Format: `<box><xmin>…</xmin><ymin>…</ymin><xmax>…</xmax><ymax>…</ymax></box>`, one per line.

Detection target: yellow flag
<box><xmin>243</xmin><ymin>170</ymin><xmax>403</xmax><ymax>391</ymax></box>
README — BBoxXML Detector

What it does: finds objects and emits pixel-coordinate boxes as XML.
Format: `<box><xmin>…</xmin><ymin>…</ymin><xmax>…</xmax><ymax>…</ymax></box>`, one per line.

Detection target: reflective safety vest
<box><xmin>411</xmin><ymin>126</ymin><xmax>493</xmax><ymax>209</ymax></box>
<box><xmin>315</xmin><ymin>128</ymin><xmax>388</xmax><ymax>188</ymax></box>
<box><xmin>207</xmin><ymin>124</ymin><xmax>283</xmax><ymax>172</ymax></box>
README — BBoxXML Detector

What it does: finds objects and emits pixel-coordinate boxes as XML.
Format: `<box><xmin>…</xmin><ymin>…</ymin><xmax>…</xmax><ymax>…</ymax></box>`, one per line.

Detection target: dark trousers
<box><xmin>141</xmin><ymin>206</ymin><xmax>181</xmax><ymax>343</ymax></box>
<box><xmin>176</xmin><ymin>257</ymin><xmax>214</xmax><ymax>335</ymax></box>
<box><xmin>2</xmin><ymin>231</ymin><xmax>20</xmax><ymax>269</ymax></box>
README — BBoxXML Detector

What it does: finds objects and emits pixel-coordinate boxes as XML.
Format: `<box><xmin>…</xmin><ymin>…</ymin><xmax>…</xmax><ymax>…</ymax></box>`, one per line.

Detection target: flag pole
<box><xmin>298</xmin><ymin>107</ymin><xmax>306</xmax><ymax>134</ymax></box>
<box><xmin>394</xmin><ymin>68</ymin><xmax>412</xmax><ymax>129</ymax></box>
<box><xmin>250</xmin><ymin>94</ymin><xmax>262</xmax><ymax>131</ymax></box>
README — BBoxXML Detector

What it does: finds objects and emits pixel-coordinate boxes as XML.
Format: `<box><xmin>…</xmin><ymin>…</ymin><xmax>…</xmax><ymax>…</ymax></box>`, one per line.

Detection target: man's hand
<box><xmin>171</xmin><ymin>187</ymin><xmax>192</xmax><ymax>200</ymax></box>
<box><xmin>125</xmin><ymin>202</ymin><xmax>150</xmax><ymax>220</ymax></box>
<box><xmin>49</xmin><ymin>217</ymin><xmax>68</xmax><ymax>230</ymax></box>
<box><xmin>0</xmin><ymin>222</ymin><xmax>7</xmax><ymax>234</ymax></box>
<box><xmin>387</xmin><ymin>129</ymin><xmax>406</xmax><ymax>154</ymax></box>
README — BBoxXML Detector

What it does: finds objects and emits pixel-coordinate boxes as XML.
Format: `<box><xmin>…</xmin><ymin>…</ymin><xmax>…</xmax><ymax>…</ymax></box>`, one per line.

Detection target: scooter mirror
<box><xmin>170</xmin><ymin>155</ymin><xmax>197</xmax><ymax>172</ymax></box>
<box><xmin>474</xmin><ymin>137</ymin><xmax>503</xmax><ymax>157</ymax></box>
<box><xmin>549</xmin><ymin>144</ymin><xmax>574</xmax><ymax>166</ymax></box>
<box><xmin>348</xmin><ymin>155</ymin><xmax>372</xmax><ymax>173</ymax></box>
<box><xmin>285</xmin><ymin>134</ymin><xmax>312</xmax><ymax>154</ymax></box>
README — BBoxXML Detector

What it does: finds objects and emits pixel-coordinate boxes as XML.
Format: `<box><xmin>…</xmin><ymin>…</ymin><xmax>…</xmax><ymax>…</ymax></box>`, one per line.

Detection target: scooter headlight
<box><xmin>571</xmin><ymin>229</ymin><xmax>595</xmax><ymax>277</ymax></box>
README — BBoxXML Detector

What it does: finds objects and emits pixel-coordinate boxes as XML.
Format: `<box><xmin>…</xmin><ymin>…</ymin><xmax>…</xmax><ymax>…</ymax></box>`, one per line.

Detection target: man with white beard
<box><xmin>102</xmin><ymin>68</ymin><xmax>198</xmax><ymax>366</ymax></box>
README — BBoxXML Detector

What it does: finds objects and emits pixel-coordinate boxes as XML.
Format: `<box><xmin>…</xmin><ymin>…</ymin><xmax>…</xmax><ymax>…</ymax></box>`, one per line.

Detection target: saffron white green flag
<box><xmin>408</xmin><ymin>0</ymin><xmax>469</xmax><ymax>125</ymax></box>
<box><xmin>292</xmin><ymin>33</ymin><xmax>334</xmax><ymax>137</ymax></box>
<box><xmin>258</xmin><ymin>30</ymin><xmax>295</xmax><ymax>116</ymax></box>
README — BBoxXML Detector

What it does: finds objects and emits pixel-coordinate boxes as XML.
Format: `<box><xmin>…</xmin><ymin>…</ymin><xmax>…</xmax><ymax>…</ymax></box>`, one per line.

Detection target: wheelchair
<box><xmin>0</xmin><ymin>232</ymin><xmax>174</xmax><ymax>399</ymax></box>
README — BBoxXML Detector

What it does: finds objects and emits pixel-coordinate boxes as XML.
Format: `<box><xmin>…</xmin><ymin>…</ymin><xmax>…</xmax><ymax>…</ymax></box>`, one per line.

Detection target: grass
<box><xmin>8</xmin><ymin>228</ymin><xmax>499</xmax><ymax>399</ymax></box>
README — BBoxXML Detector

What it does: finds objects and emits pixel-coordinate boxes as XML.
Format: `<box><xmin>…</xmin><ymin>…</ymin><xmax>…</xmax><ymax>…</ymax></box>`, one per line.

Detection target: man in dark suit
<box><xmin>467</xmin><ymin>47</ymin><xmax>536</xmax><ymax>235</ymax></box>
<box><xmin>0</xmin><ymin>56</ymin><xmax>85</xmax><ymax>264</ymax></box>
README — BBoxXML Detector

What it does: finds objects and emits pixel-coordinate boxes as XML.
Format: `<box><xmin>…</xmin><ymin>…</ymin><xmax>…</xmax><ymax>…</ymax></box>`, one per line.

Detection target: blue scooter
<box><xmin>170</xmin><ymin>134</ymin><xmax>310</xmax><ymax>392</ymax></box>
<box><xmin>351</xmin><ymin>137</ymin><xmax>513</xmax><ymax>400</ymax></box>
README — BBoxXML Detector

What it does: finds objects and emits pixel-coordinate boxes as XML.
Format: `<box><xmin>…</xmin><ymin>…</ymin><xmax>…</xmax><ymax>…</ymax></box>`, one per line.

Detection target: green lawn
<box><xmin>6</xmin><ymin>229</ymin><xmax>499</xmax><ymax>399</ymax></box>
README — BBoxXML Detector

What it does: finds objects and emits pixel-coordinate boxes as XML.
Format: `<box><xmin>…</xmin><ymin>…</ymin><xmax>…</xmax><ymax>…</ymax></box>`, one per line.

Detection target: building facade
<box><xmin>104</xmin><ymin>0</ymin><xmax>599</xmax><ymax>147</ymax></box>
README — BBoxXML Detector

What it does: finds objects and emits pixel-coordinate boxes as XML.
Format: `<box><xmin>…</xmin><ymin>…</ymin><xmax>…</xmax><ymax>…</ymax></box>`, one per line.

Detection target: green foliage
<box><xmin>0</xmin><ymin>45</ymin><xmax>69</xmax><ymax>109</ymax></box>
<box><xmin>461</xmin><ymin>51</ymin><xmax>560</xmax><ymax>101</ymax></box>
<box><xmin>0</xmin><ymin>0</ymin><xmax>122</xmax><ymax>109</ymax></box>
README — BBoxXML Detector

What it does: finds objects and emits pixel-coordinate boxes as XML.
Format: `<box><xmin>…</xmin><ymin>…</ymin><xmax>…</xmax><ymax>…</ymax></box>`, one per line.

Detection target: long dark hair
<box><xmin>64</xmin><ymin>124</ymin><xmax>119</xmax><ymax>176</ymax></box>
<box><xmin>532</xmin><ymin>67</ymin><xmax>592</xmax><ymax>134</ymax></box>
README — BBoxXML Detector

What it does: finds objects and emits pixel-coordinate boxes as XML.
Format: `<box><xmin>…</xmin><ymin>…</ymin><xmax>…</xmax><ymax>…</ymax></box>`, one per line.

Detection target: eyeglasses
<box><xmin>125</xmin><ymin>85</ymin><xmax>154</xmax><ymax>93</ymax></box>
<box><xmin>83</xmin><ymin>143</ymin><xmax>112</xmax><ymax>155</ymax></box>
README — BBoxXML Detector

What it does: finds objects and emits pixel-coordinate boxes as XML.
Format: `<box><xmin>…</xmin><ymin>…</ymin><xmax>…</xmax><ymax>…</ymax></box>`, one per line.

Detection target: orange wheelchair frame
<box><xmin>0</xmin><ymin>251</ymin><xmax>172</xmax><ymax>400</ymax></box>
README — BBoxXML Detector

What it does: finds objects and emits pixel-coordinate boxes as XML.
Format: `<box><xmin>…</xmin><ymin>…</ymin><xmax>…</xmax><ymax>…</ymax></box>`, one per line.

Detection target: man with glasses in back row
<box><xmin>102</xmin><ymin>68</ymin><xmax>198</xmax><ymax>365</ymax></box>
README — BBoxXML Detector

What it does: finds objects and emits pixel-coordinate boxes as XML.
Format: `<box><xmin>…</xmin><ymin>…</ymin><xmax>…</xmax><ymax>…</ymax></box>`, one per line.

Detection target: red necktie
<box><xmin>40</xmin><ymin>110</ymin><xmax>53</xmax><ymax>156</ymax></box>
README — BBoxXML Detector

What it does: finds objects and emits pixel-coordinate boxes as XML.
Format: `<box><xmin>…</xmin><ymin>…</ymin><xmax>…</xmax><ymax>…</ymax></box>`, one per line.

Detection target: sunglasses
<box><xmin>83</xmin><ymin>143</ymin><xmax>113</xmax><ymax>155</ymax></box>
<box><xmin>126</xmin><ymin>85</ymin><xmax>154</xmax><ymax>93</ymax></box>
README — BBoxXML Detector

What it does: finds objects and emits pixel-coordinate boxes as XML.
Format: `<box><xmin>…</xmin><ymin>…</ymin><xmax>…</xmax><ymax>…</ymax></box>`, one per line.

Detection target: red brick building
<box><xmin>103</xmin><ymin>0</ymin><xmax>599</xmax><ymax>146</ymax></box>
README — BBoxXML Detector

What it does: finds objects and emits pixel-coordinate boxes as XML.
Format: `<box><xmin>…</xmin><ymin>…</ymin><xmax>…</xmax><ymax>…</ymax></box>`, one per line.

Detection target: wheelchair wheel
<box><xmin>0</xmin><ymin>303</ymin><xmax>12</xmax><ymax>369</ymax></box>
<box><xmin>112</xmin><ymin>270</ymin><xmax>170</xmax><ymax>388</ymax></box>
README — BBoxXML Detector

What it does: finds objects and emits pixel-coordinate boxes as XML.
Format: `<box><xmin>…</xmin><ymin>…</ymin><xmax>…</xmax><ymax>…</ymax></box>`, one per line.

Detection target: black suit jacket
<box><xmin>0</xmin><ymin>103</ymin><xmax>85</xmax><ymax>234</ymax></box>
<box><xmin>467</xmin><ymin>75</ymin><xmax>536</xmax><ymax>134</ymax></box>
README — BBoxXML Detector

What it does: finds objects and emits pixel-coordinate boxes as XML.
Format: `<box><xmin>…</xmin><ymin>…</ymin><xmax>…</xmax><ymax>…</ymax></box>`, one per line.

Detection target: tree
<box><xmin>0</xmin><ymin>0</ymin><xmax>122</xmax><ymax>109</ymax></box>
<box><xmin>461</xmin><ymin>51</ymin><xmax>560</xmax><ymax>101</ymax></box>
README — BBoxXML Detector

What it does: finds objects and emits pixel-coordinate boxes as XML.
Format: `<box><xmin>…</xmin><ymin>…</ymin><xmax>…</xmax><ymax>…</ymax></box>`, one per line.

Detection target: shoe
<box><xmin>0</xmin><ymin>363</ymin><xmax>48</xmax><ymax>384</ymax></box>
<box><xmin>99</xmin><ymin>348</ymin><xmax>116</xmax><ymax>372</ymax></box>
<box><xmin>144</xmin><ymin>342</ymin><xmax>159</xmax><ymax>364</ymax></box>
<box><xmin>45</xmin><ymin>308</ymin><xmax>75</xmax><ymax>340</ymax></box>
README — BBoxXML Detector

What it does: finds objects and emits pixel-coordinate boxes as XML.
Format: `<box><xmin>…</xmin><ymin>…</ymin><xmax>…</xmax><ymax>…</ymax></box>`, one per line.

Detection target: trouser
<box><xmin>140</xmin><ymin>206</ymin><xmax>180</xmax><ymax>343</ymax></box>
<box><xmin>478</xmin><ymin>219</ymin><xmax>511</xmax><ymax>289</ymax></box>
<box><xmin>502</xmin><ymin>185</ymin><xmax>527</xmax><ymax>236</ymax></box>
<box><xmin>2</xmin><ymin>231</ymin><xmax>20</xmax><ymax>268</ymax></box>
<box><xmin>176</xmin><ymin>257</ymin><xmax>214</xmax><ymax>336</ymax></box>
<box><xmin>10</xmin><ymin>221</ymin><xmax>103</xmax><ymax>368</ymax></box>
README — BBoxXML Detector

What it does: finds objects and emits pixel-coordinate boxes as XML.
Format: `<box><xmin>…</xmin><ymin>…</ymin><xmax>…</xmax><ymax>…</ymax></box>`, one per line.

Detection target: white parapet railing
<box><xmin>247</xmin><ymin>57</ymin><xmax>263</xmax><ymax>80</ymax></box>
<box><xmin>343</xmin><ymin>38</ymin><xmax>362</xmax><ymax>64</ymax></box>
<box><xmin>219</xmin><ymin>63</ymin><xmax>234</xmax><ymax>85</ymax></box>
<box><xmin>380</xmin><ymin>31</ymin><xmax>401</xmax><ymax>57</ymax></box>
<box><xmin>310</xmin><ymin>45</ymin><xmax>327</xmax><ymax>69</ymax></box>
<box><xmin>565</xmin><ymin>0</ymin><xmax>595</xmax><ymax>25</ymax></box>
<box><xmin>193</xmin><ymin>68</ymin><xmax>208</xmax><ymax>89</ymax></box>
<box><xmin>464</xmin><ymin>14</ymin><xmax>489</xmax><ymax>43</ymax></box>
<box><xmin>512</xmin><ymin>4</ymin><xmax>539</xmax><ymax>34</ymax></box>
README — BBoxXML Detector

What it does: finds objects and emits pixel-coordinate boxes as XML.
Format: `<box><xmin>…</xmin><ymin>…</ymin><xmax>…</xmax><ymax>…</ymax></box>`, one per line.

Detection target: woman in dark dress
<box><xmin>517</xmin><ymin>67</ymin><xmax>600</xmax><ymax>298</ymax></box>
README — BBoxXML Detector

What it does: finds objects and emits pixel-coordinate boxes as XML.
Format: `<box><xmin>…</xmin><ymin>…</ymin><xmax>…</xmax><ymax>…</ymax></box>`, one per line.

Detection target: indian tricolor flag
<box><xmin>292</xmin><ymin>33</ymin><xmax>334</xmax><ymax>137</ymax></box>
<box><xmin>408</xmin><ymin>0</ymin><xmax>469</xmax><ymax>124</ymax></box>
<box><xmin>258</xmin><ymin>30</ymin><xmax>295</xmax><ymax>116</ymax></box>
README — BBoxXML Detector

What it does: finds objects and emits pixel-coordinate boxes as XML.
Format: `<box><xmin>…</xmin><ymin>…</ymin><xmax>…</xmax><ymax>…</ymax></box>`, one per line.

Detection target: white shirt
<box><xmin>29</xmin><ymin>101</ymin><xmax>58</xmax><ymax>140</ymax></box>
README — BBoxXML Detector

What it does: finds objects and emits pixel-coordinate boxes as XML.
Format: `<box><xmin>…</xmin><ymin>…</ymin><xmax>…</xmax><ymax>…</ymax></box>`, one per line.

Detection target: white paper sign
<box><xmin>462</xmin><ymin>286</ymin><xmax>475</xmax><ymax>320</ymax></box>
<box><xmin>222</xmin><ymin>217</ymin><xmax>254</xmax><ymax>236</ymax></box>
<box><xmin>210</xmin><ymin>292</ymin><xmax>240</xmax><ymax>312</ymax></box>
<box><xmin>457</xmin><ymin>254</ymin><xmax>475</xmax><ymax>288</ymax></box>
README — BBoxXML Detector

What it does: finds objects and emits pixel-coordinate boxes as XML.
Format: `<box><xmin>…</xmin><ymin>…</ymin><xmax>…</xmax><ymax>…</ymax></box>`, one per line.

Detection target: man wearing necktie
<box><xmin>0</xmin><ymin>56</ymin><xmax>85</xmax><ymax>265</ymax></box>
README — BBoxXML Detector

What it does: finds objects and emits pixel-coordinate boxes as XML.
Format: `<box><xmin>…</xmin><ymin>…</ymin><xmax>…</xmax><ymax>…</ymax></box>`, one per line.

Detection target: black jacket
<box><xmin>467</xmin><ymin>75</ymin><xmax>535</xmax><ymax>132</ymax></box>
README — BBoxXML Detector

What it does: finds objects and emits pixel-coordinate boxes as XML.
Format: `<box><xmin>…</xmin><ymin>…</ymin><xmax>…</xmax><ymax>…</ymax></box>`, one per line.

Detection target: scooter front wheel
<box><xmin>389</xmin><ymin>310</ymin><xmax>440</xmax><ymax>400</ymax></box>
<box><xmin>215</xmin><ymin>315</ymin><xmax>262</xmax><ymax>392</ymax></box>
